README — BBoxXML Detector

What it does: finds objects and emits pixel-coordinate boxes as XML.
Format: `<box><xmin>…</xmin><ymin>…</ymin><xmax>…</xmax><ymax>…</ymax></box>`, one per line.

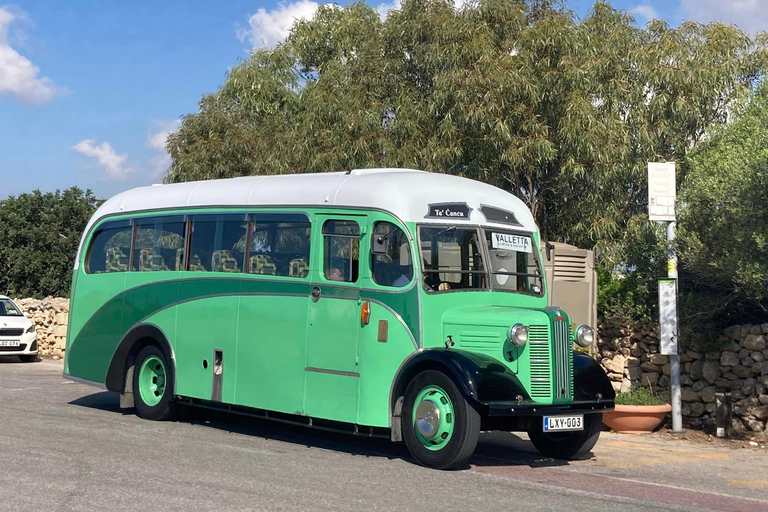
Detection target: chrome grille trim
<box><xmin>527</xmin><ymin>324</ymin><xmax>550</xmax><ymax>399</ymax></box>
<box><xmin>553</xmin><ymin>318</ymin><xmax>571</xmax><ymax>399</ymax></box>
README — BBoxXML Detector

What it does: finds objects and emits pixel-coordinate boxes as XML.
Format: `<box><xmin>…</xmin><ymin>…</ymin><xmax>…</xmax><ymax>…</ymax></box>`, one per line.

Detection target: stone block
<box><xmin>720</xmin><ymin>351</ymin><xmax>739</xmax><ymax>366</ymax></box>
<box><xmin>642</xmin><ymin>372</ymin><xmax>659</xmax><ymax>387</ymax></box>
<box><xmin>733</xmin><ymin>365</ymin><xmax>753</xmax><ymax>378</ymax></box>
<box><xmin>702</xmin><ymin>360</ymin><xmax>721</xmax><ymax>383</ymax></box>
<box><xmin>681</xmin><ymin>387</ymin><xmax>701</xmax><ymax>402</ymax></box>
<box><xmin>744</xmin><ymin>335</ymin><xmax>767</xmax><ymax>351</ymax></box>
<box><xmin>700</xmin><ymin>386</ymin><xmax>717</xmax><ymax>403</ymax></box>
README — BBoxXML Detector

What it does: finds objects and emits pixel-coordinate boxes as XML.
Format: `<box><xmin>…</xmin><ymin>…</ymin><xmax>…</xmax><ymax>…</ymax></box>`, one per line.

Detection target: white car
<box><xmin>0</xmin><ymin>296</ymin><xmax>38</xmax><ymax>362</ymax></box>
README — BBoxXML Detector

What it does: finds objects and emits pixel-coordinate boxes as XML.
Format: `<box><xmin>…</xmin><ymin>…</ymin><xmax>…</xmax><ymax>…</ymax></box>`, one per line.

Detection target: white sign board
<box><xmin>648</xmin><ymin>162</ymin><xmax>676</xmax><ymax>221</ymax></box>
<box><xmin>491</xmin><ymin>232</ymin><xmax>532</xmax><ymax>253</ymax></box>
<box><xmin>659</xmin><ymin>279</ymin><xmax>678</xmax><ymax>356</ymax></box>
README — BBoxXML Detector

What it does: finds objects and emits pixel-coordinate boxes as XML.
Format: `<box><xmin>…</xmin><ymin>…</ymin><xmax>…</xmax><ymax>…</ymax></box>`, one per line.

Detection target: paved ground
<box><xmin>2</xmin><ymin>358</ymin><xmax>768</xmax><ymax>512</ymax></box>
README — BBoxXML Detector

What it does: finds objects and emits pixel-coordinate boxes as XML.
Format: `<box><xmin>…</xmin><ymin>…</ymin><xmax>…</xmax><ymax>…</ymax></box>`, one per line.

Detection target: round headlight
<box><xmin>508</xmin><ymin>323</ymin><xmax>528</xmax><ymax>347</ymax></box>
<box><xmin>575</xmin><ymin>324</ymin><xmax>595</xmax><ymax>348</ymax></box>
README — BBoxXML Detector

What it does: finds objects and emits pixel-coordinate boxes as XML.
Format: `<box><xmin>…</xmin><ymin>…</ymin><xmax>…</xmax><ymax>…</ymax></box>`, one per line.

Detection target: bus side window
<box><xmin>246</xmin><ymin>214</ymin><xmax>311</xmax><ymax>278</ymax></box>
<box><xmin>132</xmin><ymin>217</ymin><xmax>186</xmax><ymax>271</ymax></box>
<box><xmin>85</xmin><ymin>220</ymin><xmax>132</xmax><ymax>274</ymax></box>
<box><xmin>322</xmin><ymin>220</ymin><xmax>359</xmax><ymax>283</ymax></box>
<box><xmin>371</xmin><ymin>222</ymin><xmax>412</xmax><ymax>287</ymax></box>
<box><xmin>188</xmin><ymin>214</ymin><xmax>248</xmax><ymax>273</ymax></box>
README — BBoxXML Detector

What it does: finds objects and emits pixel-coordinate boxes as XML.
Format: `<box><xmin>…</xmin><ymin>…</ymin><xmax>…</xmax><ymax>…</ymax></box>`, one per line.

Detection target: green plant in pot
<box><xmin>603</xmin><ymin>388</ymin><xmax>672</xmax><ymax>433</ymax></box>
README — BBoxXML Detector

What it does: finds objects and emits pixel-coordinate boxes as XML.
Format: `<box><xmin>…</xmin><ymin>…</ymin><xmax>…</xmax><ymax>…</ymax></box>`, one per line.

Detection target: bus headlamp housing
<box><xmin>508</xmin><ymin>323</ymin><xmax>528</xmax><ymax>347</ymax></box>
<box><xmin>575</xmin><ymin>324</ymin><xmax>594</xmax><ymax>348</ymax></box>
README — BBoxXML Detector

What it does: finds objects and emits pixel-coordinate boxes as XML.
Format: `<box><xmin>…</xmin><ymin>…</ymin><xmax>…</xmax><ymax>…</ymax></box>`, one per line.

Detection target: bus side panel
<box><xmin>236</xmin><ymin>293</ymin><xmax>309</xmax><ymax>415</ymax></box>
<box><xmin>65</xmin><ymin>271</ymin><xmax>126</xmax><ymax>383</ymax></box>
<box><xmin>174</xmin><ymin>295</ymin><xmax>240</xmax><ymax>403</ymax></box>
<box><xmin>356</xmin><ymin>302</ymin><xmax>417</xmax><ymax>428</ymax></box>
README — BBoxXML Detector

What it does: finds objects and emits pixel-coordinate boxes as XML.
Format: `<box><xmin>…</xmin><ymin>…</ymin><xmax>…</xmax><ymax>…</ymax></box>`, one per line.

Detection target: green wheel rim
<box><xmin>412</xmin><ymin>385</ymin><xmax>455</xmax><ymax>451</ymax></box>
<box><xmin>138</xmin><ymin>355</ymin><xmax>167</xmax><ymax>407</ymax></box>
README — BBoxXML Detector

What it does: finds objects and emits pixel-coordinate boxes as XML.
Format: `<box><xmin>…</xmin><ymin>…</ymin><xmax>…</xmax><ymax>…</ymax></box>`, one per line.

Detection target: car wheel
<box><xmin>527</xmin><ymin>413</ymin><xmax>602</xmax><ymax>460</ymax></box>
<box><xmin>132</xmin><ymin>345</ymin><xmax>177</xmax><ymax>421</ymax></box>
<box><xmin>402</xmin><ymin>370</ymin><xmax>480</xmax><ymax>470</ymax></box>
<box><xmin>19</xmin><ymin>354</ymin><xmax>37</xmax><ymax>363</ymax></box>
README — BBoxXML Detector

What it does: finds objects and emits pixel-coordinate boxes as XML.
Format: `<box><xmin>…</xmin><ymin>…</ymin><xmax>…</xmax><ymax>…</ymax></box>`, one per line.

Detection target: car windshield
<box><xmin>419</xmin><ymin>226</ymin><xmax>486</xmax><ymax>292</ymax></box>
<box><xmin>483</xmin><ymin>230</ymin><xmax>544</xmax><ymax>295</ymax></box>
<box><xmin>0</xmin><ymin>298</ymin><xmax>23</xmax><ymax>316</ymax></box>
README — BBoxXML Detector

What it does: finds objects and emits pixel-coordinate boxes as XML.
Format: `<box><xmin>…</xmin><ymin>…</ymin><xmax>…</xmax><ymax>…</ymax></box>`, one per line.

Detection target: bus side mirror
<box><xmin>372</xmin><ymin>235</ymin><xmax>388</xmax><ymax>255</ymax></box>
<box><xmin>545</xmin><ymin>241</ymin><xmax>554</xmax><ymax>262</ymax></box>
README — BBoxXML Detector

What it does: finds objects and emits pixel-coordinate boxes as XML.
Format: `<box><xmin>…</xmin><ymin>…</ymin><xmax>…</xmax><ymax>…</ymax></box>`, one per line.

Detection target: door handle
<box><xmin>311</xmin><ymin>286</ymin><xmax>321</xmax><ymax>302</ymax></box>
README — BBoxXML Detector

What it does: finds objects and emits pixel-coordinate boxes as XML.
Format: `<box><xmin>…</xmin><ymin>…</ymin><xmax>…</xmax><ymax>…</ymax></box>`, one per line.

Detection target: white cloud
<box><xmin>71</xmin><ymin>139</ymin><xmax>132</xmax><ymax>181</ymax></box>
<box><xmin>0</xmin><ymin>6</ymin><xmax>62</xmax><ymax>105</ymax></box>
<box><xmin>237</xmin><ymin>0</ymin><xmax>321</xmax><ymax>50</ymax></box>
<box><xmin>376</xmin><ymin>0</ymin><xmax>401</xmax><ymax>20</ymax></box>
<box><xmin>237</xmin><ymin>0</ymin><xmax>472</xmax><ymax>49</ymax></box>
<box><xmin>631</xmin><ymin>3</ymin><xmax>659</xmax><ymax>23</ymax></box>
<box><xmin>148</xmin><ymin>119</ymin><xmax>181</xmax><ymax>180</ymax></box>
<box><xmin>680</xmin><ymin>0</ymin><xmax>768</xmax><ymax>34</ymax></box>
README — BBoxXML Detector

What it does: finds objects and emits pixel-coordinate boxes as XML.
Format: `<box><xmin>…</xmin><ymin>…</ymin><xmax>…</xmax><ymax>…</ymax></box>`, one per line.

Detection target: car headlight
<box><xmin>508</xmin><ymin>323</ymin><xmax>528</xmax><ymax>347</ymax></box>
<box><xmin>25</xmin><ymin>324</ymin><xmax>36</xmax><ymax>334</ymax></box>
<box><xmin>575</xmin><ymin>324</ymin><xmax>594</xmax><ymax>348</ymax></box>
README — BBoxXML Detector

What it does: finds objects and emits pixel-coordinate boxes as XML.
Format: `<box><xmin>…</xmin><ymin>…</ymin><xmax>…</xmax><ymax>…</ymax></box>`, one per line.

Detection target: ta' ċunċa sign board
<box><xmin>648</xmin><ymin>162</ymin><xmax>676</xmax><ymax>221</ymax></box>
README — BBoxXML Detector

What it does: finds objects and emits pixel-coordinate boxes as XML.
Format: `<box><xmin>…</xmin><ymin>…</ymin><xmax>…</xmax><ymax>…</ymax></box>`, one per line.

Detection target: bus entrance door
<box><xmin>304</xmin><ymin>213</ymin><xmax>365</xmax><ymax>424</ymax></box>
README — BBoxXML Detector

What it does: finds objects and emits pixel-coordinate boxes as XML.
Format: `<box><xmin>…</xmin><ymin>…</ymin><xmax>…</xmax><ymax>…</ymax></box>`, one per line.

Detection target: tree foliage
<box><xmin>165</xmin><ymin>0</ymin><xmax>767</xmax><ymax>321</ymax></box>
<box><xmin>0</xmin><ymin>188</ymin><xmax>102</xmax><ymax>298</ymax></box>
<box><xmin>677</xmin><ymin>83</ymin><xmax>768</xmax><ymax>336</ymax></box>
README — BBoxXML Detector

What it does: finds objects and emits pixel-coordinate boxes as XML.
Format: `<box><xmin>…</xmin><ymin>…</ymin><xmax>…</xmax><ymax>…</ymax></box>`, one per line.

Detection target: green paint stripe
<box><xmin>68</xmin><ymin>276</ymin><xmax>421</xmax><ymax>383</ymax></box>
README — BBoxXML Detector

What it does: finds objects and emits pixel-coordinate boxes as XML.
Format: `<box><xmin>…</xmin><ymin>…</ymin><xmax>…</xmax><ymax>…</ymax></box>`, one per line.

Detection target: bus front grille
<box><xmin>553</xmin><ymin>318</ymin><xmax>573</xmax><ymax>399</ymax></box>
<box><xmin>528</xmin><ymin>325</ymin><xmax>550</xmax><ymax>399</ymax></box>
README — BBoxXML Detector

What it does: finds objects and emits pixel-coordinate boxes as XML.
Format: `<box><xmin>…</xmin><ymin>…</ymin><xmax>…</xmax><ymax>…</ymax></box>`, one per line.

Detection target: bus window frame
<box><xmin>416</xmin><ymin>224</ymin><xmax>491</xmax><ymax>295</ymax></box>
<box><xmin>244</xmin><ymin>211</ymin><xmax>312</xmax><ymax>278</ymax></box>
<box><xmin>480</xmin><ymin>227</ymin><xmax>545</xmax><ymax>297</ymax></box>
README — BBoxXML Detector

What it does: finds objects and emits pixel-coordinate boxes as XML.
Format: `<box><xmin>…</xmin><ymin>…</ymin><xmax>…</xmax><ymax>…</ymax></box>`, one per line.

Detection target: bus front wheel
<box><xmin>527</xmin><ymin>413</ymin><xmax>602</xmax><ymax>460</ymax></box>
<box><xmin>402</xmin><ymin>370</ymin><xmax>480</xmax><ymax>470</ymax></box>
<box><xmin>132</xmin><ymin>345</ymin><xmax>177</xmax><ymax>421</ymax></box>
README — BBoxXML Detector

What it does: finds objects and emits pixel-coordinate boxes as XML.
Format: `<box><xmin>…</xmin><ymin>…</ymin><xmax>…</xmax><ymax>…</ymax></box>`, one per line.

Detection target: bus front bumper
<box><xmin>484</xmin><ymin>399</ymin><xmax>615</xmax><ymax>417</ymax></box>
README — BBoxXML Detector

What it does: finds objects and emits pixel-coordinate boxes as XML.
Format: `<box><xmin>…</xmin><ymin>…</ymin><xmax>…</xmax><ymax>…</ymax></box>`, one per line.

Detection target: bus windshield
<box><xmin>419</xmin><ymin>226</ymin><xmax>486</xmax><ymax>292</ymax></box>
<box><xmin>483</xmin><ymin>230</ymin><xmax>543</xmax><ymax>295</ymax></box>
<box><xmin>418</xmin><ymin>225</ymin><xmax>544</xmax><ymax>295</ymax></box>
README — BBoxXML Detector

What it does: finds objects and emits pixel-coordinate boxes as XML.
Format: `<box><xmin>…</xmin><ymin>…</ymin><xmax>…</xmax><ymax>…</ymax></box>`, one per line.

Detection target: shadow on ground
<box><xmin>69</xmin><ymin>391</ymin><xmax>573</xmax><ymax>469</ymax></box>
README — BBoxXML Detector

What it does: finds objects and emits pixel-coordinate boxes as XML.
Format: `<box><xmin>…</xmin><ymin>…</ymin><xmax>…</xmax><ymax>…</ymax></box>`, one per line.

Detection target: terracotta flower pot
<box><xmin>602</xmin><ymin>404</ymin><xmax>672</xmax><ymax>433</ymax></box>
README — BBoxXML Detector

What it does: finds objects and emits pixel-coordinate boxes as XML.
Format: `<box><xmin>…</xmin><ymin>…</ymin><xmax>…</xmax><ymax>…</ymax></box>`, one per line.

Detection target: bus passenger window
<box><xmin>85</xmin><ymin>220</ymin><xmax>132</xmax><ymax>274</ymax></box>
<box><xmin>188</xmin><ymin>214</ymin><xmax>247</xmax><ymax>273</ymax></box>
<box><xmin>371</xmin><ymin>222</ymin><xmax>412</xmax><ymax>287</ymax></box>
<box><xmin>246</xmin><ymin>214</ymin><xmax>311</xmax><ymax>278</ymax></box>
<box><xmin>132</xmin><ymin>217</ymin><xmax>186</xmax><ymax>271</ymax></box>
<box><xmin>322</xmin><ymin>220</ymin><xmax>359</xmax><ymax>283</ymax></box>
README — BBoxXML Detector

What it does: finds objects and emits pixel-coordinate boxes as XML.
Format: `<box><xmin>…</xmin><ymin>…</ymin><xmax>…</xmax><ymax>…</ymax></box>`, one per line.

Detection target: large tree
<box><xmin>0</xmin><ymin>188</ymin><xmax>102</xmax><ymax>298</ymax></box>
<box><xmin>166</xmin><ymin>0</ymin><xmax>766</xmax><ymax>320</ymax></box>
<box><xmin>677</xmin><ymin>83</ymin><xmax>768</xmax><ymax>337</ymax></box>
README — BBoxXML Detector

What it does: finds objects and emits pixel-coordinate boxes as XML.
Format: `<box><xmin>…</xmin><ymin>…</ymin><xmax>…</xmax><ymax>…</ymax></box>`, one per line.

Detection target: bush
<box><xmin>614</xmin><ymin>387</ymin><xmax>666</xmax><ymax>406</ymax></box>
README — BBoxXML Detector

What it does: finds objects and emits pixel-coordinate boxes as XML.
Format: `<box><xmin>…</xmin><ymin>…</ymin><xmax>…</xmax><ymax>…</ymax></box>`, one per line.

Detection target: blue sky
<box><xmin>1</xmin><ymin>0</ymin><xmax>766</xmax><ymax>200</ymax></box>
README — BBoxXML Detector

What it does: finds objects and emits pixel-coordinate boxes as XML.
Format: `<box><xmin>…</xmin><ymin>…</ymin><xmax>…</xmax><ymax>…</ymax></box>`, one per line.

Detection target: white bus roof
<box><xmin>76</xmin><ymin>169</ymin><xmax>537</xmax><ymax>268</ymax></box>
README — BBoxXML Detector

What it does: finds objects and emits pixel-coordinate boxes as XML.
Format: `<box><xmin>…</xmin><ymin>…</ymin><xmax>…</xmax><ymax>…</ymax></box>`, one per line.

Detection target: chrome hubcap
<box><xmin>415</xmin><ymin>400</ymin><xmax>441</xmax><ymax>438</ymax></box>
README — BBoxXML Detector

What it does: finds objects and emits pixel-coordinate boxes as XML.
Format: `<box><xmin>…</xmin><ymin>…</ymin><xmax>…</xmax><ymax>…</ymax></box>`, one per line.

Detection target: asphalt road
<box><xmin>2</xmin><ymin>358</ymin><xmax>768</xmax><ymax>512</ymax></box>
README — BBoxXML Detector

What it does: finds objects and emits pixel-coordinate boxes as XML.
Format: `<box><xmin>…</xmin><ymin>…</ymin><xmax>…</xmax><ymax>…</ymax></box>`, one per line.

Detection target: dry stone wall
<box><xmin>13</xmin><ymin>297</ymin><xmax>69</xmax><ymax>359</ymax></box>
<box><xmin>598</xmin><ymin>318</ymin><xmax>768</xmax><ymax>434</ymax></box>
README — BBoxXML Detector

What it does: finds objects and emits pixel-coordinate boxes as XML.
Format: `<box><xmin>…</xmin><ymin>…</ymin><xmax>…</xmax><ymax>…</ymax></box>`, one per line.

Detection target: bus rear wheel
<box><xmin>402</xmin><ymin>370</ymin><xmax>480</xmax><ymax>470</ymax></box>
<box><xmin>132</xmin><ymin>345</ymin><xmax>177</xmax><ymax>421</ymax></box>
<box><xmin>527</xmin><ymin>413</ymin><xmax>602</xmax><ymax>460</ymax></box>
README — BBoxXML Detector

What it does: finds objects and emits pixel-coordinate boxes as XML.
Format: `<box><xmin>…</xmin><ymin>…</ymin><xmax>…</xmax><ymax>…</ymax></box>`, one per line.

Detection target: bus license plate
<box><xmin>0</xmin><ymin>340</ymin><xmax>20</xmax><ymax>347</ymax></box>
<box><xmin>543</xmin><ymin>414</ymin><xmax>583</xmax><ymax>432</ymax></box>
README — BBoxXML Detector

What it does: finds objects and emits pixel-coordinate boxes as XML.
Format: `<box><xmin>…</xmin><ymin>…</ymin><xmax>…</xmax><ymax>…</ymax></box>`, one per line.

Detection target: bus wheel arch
<box><xmin>390</xmin><ymin>353</ymin><xmax>482</xmax><ymax>442</ymax></box>
<box><xmin>106</xmin><ymin>323</ymin><xmax>176</xmax><ymax>405</ymax></box>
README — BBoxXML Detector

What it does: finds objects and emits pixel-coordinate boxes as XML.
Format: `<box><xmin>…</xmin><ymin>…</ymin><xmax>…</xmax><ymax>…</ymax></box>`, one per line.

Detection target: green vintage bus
<box><xmin>64</xmin><ymin>168</ymin><xmax>614</xmax><ymax>469</ymax></box>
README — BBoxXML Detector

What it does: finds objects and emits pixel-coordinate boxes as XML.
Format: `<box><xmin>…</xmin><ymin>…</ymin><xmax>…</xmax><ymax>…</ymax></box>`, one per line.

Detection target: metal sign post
<box><xmin>649</xmin><ymin>162</ymin><xmax>683</xmax><ymax>433</ymax></box>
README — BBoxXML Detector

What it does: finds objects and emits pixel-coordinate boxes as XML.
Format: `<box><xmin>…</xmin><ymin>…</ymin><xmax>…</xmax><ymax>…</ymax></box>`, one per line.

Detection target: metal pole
<box><xmin>667</xmin><ymin>221</ymin><xmax>684</xmax><ymax>432</ymax></box>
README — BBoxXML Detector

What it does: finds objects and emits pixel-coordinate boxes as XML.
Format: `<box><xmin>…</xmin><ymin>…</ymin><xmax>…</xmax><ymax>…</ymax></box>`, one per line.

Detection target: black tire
<box><xmin>19</xmin><ymin>354</ymin><xmax>37</xmax><ymax>363</ymax></box>
<box><xmin>402</xmin><ymin>370</ymin><xmax>481</xmax><ymax>470</ymax></box>
<box><xmin>132</xmin><ymin>345</ymin><xmax>177</xmax><ymax>421</ymax></box>
<box><xmin>528</xmin><ymin>413</ymin><xmax>602</xmax><ymax>460</ymax></box>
